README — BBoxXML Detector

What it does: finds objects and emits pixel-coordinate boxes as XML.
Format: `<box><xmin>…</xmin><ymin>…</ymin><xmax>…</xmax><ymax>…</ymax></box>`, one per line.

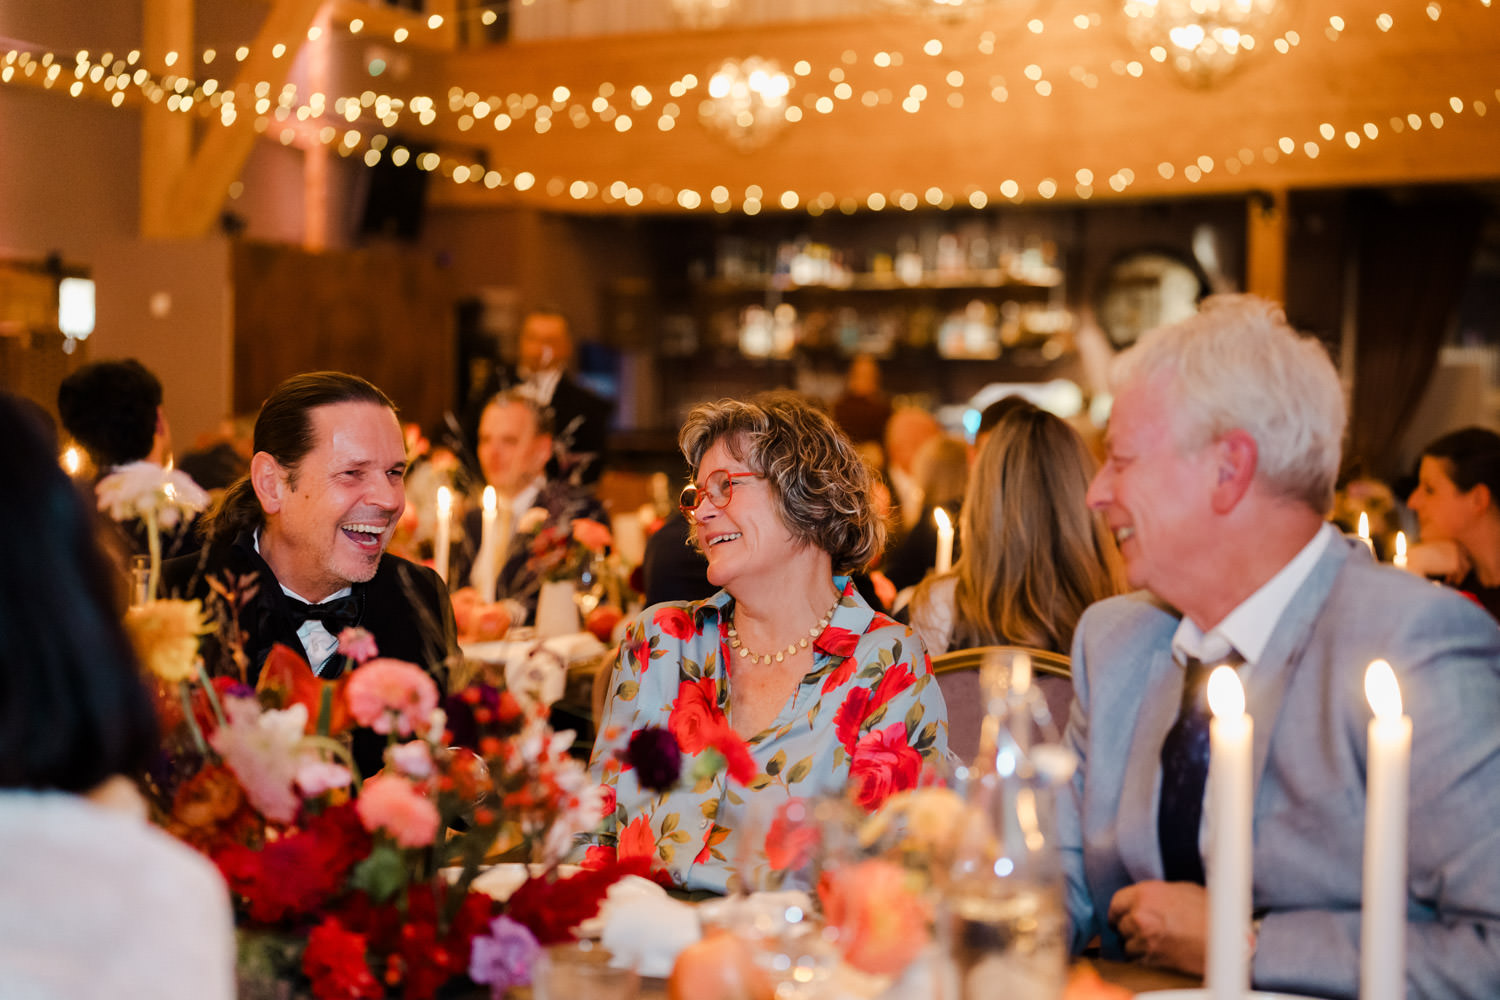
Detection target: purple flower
<box><xmin>468</xmin><ymin>915</ymin><xmax>541</xmax><ymax>996</ymax></box>
<box><xmin>623</xmin><ymin>726</ymin><xmax>682</xmax><ymax>793</ymax></box>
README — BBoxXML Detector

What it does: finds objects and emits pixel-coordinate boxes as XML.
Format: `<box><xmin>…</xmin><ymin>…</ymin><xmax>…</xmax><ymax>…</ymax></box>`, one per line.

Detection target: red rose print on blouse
<box><xmin>669</xmin><ymin>677</ymin><xmax>725</xmax><ymax>754</ymax></box>
<box><xmin>870</xmin><ymin>663</ymin><xmax>915</xmax><ymax>707</ymax></box>
<box><xmin>653</xmin><ymin>606</ymin><xmax>696</xmax><ymax>642</ymax></box>
<box><xmin>819</xmin><ymin>625</ymin><xmax>861</xmax><ymax>659</ymax></box>
<box><xmin>705</xmin><ymin>724</ymin><xmax>756</xmax><ymax>785</ymax></box>
<box><xmin>617</xmin><ymin>815</ymin><xmax>657</xmax><ymax>862</ymax></box>
<box><xmin>821</xmin><ymin>658</ymin><xmax>856</xmax><ymax>694</ymax></box>
<box><xmin>848</xmin><ymin>722</ymin><xmax>923</xmax><ymax>811</ymax></box>
<box><xmin>835</xmin><ymin>687</ymin><xmax>873</xmax><ymax>754</ymax></box>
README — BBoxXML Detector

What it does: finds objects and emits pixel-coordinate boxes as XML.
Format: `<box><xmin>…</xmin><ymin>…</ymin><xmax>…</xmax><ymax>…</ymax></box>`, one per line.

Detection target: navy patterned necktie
<box><xmin>1158</xmin><ymin>650</ymin><xmax>1244</xmax><ymax>884</ymax></box>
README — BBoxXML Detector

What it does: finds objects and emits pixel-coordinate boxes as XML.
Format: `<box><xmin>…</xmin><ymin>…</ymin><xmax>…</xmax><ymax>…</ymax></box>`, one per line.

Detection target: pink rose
<box><xmin>343</xmin><ymin>658</ymin><xmax>439</xmax><ymax>737</ymax></box>
<box><xmin>571</xmin><ymin>517</ymin><xmax>613</xmax><ymax>554</ymax></box>
<box><xmin>848</xmin><ymin>723</ymin><xmax>924</xmax><ymax>812</ymax></box>
<box><xmin>819</xmin><ymin>858</ymin><xmax>931</xmax><ymax>976</ymax></box>
<box><xmin>356</xmin><ymin>773</ymin><xmax>440</xmax><ymax>848</ymax></box>
<box><xmin>337</xmin><ymin>627</ymin><xmax>379</xmax><ymax>665</ymax></box>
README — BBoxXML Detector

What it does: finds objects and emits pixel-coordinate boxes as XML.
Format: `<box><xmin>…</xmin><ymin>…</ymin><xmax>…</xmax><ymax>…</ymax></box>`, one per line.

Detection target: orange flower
<box><xmin>819</xmin><ymin>858</ymin><xmax>931</xmax><ymax>977</ymax></box>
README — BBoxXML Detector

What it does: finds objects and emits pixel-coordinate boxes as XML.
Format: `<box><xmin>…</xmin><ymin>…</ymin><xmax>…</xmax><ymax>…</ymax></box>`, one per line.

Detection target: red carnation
<box><xmin>505</xmin><ymin>857</ymin><xmax>657</xmax><ymax>944</ymax></box>
<box><xmin>303</xmin><ymin>918</ymin><xmax>382</xmax><ymax>1000</ymax></box>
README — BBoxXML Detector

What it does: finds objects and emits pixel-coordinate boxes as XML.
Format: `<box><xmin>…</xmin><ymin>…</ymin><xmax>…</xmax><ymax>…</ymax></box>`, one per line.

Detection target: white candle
<box><xmin>1361</xmin><ymin>660</ymin><xmax>1410</xmax><ymax>1000</ymax></box>
<box><xmin>434</xmin><ymin>486</ymin><xmax>452</xmax><ymax>583</ymax></box>
<box><xmin>1358</xmin><ymin>512</ymin><xmax>1376</xmax><ymax>556</ymax></box>
<box><xmin>61</xmin><ymin>445</ymin><xmax>81</xmax><ymax>475</ymax></box>
<box><xmin>477</xmin><ymin>485</ymin><xmax>499</xmax><ymax>603</ymax></box>
<box><xmin>1207</xmin><ymin>665</ymin><xmax>1253</xmax><ymax>1000</ymax></box>
<box><xmin>933</xmin><ymin>506</ymin><xmax>954</xmax><ymax>575</ymax></box>
<box><xmin>1393</xmin><ymin>531</ymin><xmax>1408</xmax><ymax>570</ymax></box>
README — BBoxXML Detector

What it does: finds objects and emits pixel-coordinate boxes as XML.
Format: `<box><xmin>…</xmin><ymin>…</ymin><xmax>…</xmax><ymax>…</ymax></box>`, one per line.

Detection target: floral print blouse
<box><xmin>581</xmin><ymin>577</ymin><xmax>949</xmax><ymax>894</ymax></box>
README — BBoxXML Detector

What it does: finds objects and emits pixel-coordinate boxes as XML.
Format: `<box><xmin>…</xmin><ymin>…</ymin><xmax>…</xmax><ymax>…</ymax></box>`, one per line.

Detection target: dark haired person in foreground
<box><xmin>0</xmin><ymin>392</ymin><xmax>233</xmax><ymax>999</ymax></box>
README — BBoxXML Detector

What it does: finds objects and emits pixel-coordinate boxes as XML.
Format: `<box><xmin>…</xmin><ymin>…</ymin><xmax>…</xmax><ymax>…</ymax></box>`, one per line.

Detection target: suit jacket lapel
<box><xmin>1243</xmin><ymin>536</ymin><xmax>1354</xmax><ymax>818</ymax></box>
<box><xmin>1116</xmin><ymin>626</ymin><xmax>1186</xmax><ymax>882</ymax></box>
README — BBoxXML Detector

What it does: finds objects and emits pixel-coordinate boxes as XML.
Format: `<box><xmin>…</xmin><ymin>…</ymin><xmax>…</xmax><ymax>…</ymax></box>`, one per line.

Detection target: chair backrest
<box><xmin>930</xmin><ymin>645</ymin><xmax>1073</xmax><ymax>768</ymax></box>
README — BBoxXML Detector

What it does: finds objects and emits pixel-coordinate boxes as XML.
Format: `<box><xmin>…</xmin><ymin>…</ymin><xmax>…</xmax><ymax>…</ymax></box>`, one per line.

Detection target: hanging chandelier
<box><xmin>698</xmin><ymin>57</ymin><xmax>793</xmax><ymax>152</ymax></box>
<box><xmin>670</xmin><ymin>0</ymin><xmax>737</xmax><ymax>30</ymax></box>
<box><xmin>1121</xmin><ymin>0</ymin><xmax>1283</xmax><ymax>87</ymax></box>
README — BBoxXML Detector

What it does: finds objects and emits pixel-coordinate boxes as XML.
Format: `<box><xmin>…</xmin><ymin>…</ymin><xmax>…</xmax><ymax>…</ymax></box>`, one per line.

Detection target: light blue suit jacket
<box><xmin>1060</xmin><ymin>534</ymin><xmax>1500</xmax><ymax>999</ymax></box>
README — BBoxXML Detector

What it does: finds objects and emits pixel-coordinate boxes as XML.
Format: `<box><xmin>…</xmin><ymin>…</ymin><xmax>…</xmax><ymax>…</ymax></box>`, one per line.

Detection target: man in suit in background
<box><xmin>164</xmin><ymin>372</ymin><xmax>457</xmax><ymax>776</ymax></box>
<box><xmin>465</xmin><ymin>308</ymin><xmax>612</xmax><ymax>486</ymax></box>
<box><xmin>1064</xmin><ymin>295</ymin><xmax>1500</xmax><ymax>998</ymax></box>
<box><xmin>456</xmin><ymin>388</ymin><xmax>606</xmax><ymax>628</ymax></box>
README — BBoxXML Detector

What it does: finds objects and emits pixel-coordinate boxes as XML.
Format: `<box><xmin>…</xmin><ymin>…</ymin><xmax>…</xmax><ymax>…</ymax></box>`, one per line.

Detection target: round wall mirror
<box><xmin>1096</xmin><ymin>249</ymin><xmax>1207</xmax><ymax>348</ymax></box>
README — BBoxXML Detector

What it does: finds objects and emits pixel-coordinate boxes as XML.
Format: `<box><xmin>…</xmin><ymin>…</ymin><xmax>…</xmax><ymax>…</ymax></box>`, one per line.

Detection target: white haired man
<box><xmin>1062</xmin><ymin>295</ymin><xmax>1500</xmax><ymax>998</ymax></box>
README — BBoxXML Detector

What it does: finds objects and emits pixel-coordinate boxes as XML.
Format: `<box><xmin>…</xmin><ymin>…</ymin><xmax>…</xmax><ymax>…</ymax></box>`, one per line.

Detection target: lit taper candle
<box><xmin>434</xmin><ymin>486</ymin><xmax>452</xmax><ymax>583</ymax></box>
<box><xmin>1361</xmin><ymin>659</ymin><xmax>1410</xmax><ymax>1000</ymax></box>
<box><xmin>1207</xmin><ymin>665</ymin><xmax>1252</xmax><ymax>1000</ymax></box>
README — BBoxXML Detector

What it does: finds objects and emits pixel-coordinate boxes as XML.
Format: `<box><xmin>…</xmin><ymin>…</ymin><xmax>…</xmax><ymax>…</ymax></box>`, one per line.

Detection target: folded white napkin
<box><xmin>594</xmin><ymin>876</ymin><xmax>701</xmax><ymax>978</ymax></box>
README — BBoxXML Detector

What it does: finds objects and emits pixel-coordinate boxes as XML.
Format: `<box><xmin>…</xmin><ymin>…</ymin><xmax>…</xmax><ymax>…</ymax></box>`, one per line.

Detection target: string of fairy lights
<box><xmin>1</xmin><ymin>1</ymin><xmax>1496</xmax><ymax>215</ymax></box>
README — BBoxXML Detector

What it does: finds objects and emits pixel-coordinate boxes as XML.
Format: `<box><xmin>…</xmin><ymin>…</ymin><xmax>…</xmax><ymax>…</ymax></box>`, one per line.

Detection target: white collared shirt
<box><xmin>1170</xmin><ymin>521</ymin><xmax>1337</xmax><ymax>676</ymax></box>
<box><xmin>253</xmin><ymin>530</ymin><xmax>352</xmax><ymax>676</ymax></box>
<box><xmin>521</xmin><ymin>368</ymin><xmax>562</xmax><ymax>408</ymax></box>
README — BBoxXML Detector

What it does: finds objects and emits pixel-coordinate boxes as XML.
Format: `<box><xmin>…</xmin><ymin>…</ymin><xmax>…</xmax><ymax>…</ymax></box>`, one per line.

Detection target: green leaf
<box><xmin>667</xmin><ymin>829</ymin><xmax>691</xmax><ymax>844</ymax></box>
<box><xmin>904</xmin><ymin>700</ymin><xmax>924</xmax><ymax>733</ymax></box>
<box><xmin>765</xmin><ymin>749</ymin><xmax>787</xmax><ymax>777</ymax></box>
<box><xmin>660</xmin><ymin>812</ymin><xmax>679</xmax><ymax>835</ymax></box>
<box><xmin>914</xmin><ymin>721</ymin><xmax>938</xmax><ymax>751</ymax></box>
<box><xmin>615</xmin><ymin>680</ymin><xmax>639</xmax><ymax>702</ymax></box>
<box><xmin>701</xmin><ymin>799</ymin><xmax>719</xmax><ymax>821</ymax></box>
<box><xmin>349</xmin><ymin>843</ymin><xmax>407</xmax><ymax>903</ymax></box>
<box><xmin>785</xmin><ymin>756</ymin><xmax>813</xmax><ymax>785</ymax></box>
<box><xmin>747</xmin><ymin>773</ymin><xmax>775</xmax><ymax>791</ymax></box>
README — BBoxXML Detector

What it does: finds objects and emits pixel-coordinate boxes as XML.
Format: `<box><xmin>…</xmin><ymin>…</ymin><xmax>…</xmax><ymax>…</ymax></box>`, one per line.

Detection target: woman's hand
<box><xmin>1403</xmin><ymin>539</ymin><xmax>1471</xmax><ymax>583</ymax></box>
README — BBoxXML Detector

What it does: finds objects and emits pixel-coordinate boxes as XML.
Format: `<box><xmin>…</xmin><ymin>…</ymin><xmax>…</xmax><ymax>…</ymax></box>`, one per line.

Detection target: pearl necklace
<box><xmin>727</xmin><ymin>595</ymin><xmax>842</xmax><ymax>665</ymax></box>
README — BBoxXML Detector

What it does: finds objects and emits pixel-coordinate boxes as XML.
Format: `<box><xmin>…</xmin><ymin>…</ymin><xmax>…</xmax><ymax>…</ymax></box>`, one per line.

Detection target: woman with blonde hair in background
<box><xmin>909</xmin><ymin>401</ymin><xmax>1126</xmax><ymax>657</ymax></box>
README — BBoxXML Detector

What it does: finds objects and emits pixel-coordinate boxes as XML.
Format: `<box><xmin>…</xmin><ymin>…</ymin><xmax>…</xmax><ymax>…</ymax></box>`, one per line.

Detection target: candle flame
<box><xmin>1394</xmin><ymin>531</ymin><xmax>1407</xmax><ymax>565</ymax></box>
<box><xmin>61</xmin><ymin>446</ymin><xmax>81</xmax><ymax>475</ymax></box>
<box><xmin>481</xmin><ymin>485</ymin><xmax>495</xmax><ymax>514</ymax></box>
<box><xmin>933</xmin><ymin>506</ymin><xmax>951</xmax><ymax>533</ymax></box>
<box><xmin>436</xmin><ymin>485</ymin><xmax>452</xmax><ymax>516</ymax></box>
<box><xmin>1358</xmin><ymin>511</ymin><xmax>1370</xmax><ymax>540</ymax></box>
<box><xmin>1365</xmin><ymin>659</ymin><xmax>1402</xmax><ymax>720</ymax></box>
<box><xmin>1207</xmin><ymin>665</ymin><xmax>1245</xmax><ymax>719</ymax></box>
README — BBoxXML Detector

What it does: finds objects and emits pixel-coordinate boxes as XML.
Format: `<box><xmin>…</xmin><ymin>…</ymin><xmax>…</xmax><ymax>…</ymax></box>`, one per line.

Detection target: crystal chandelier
<box><xmin>698</xmin><ymin>58</ymin><xmax>793</xmax><ymax>152</ymax></box>
<box><xmin>670</xmin><ymin>0</ymin><xmax>736</xmax><ymax>30</ymax></box>
<box><xmin>1121</xmin><ymin>0</ymin><xmax>1282</xmax><ymax>87</ymax></box>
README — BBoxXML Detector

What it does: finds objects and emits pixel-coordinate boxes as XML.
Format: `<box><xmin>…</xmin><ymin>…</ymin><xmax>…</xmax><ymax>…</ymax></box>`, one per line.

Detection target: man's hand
<box><xmin>1107</xmin><ymin>881</ymin><xmax>1208</xmax><ymax>976</ymax></box>
<box><xmin>1402</xmin><ymin>539</ymin><xmax>1470</xmax><ymax>583</ymax></box>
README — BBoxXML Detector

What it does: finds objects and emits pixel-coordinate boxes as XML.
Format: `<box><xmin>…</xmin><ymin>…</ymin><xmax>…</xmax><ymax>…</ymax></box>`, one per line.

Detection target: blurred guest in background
<box><xmin>909</xmin><ymin>401</ymin><xmax>1125</xmax><ymax>657</ymax></box>
<box><xmin>585</xmin><ymin>392</ymin><xmax>947</xmax><ymax>893</ymax></box>
<box><xmin>640</xmin><ymin>508</ymin><xmax>716</xmax><ymax>608</ymax></box>
<box><xmin>0</xmin><ymin>392</ymin><xmax>234</xmax><ymax>999</ymax></box>
<box><xmin>1404</xmin><ymin>426</ymin><xmax>1500</xmax><ymax>621</ymax></box>
<box><xmin>883</xmin><ymin>405</ymin><xmax>942</xmax><ymax>535</ymax></box>
<box><xmin>178</xmin><ymin>413</ymin><xmax>254</xmax><ymax>495</ymax></box>
<box><xmin>1065</xmin><ymin>295</ymin><xmax>1500</xmax><ymax>997</ymax></box>
<box><xmin>58</xmin><ymin>358</ymin><xmax>206</xmax><ymax>563</ymax></box>
<box><xmin>452</xmin><ymin>389</ymin><xmax>606</xmax><ymax>629</ymax></box>
<box><xmin>464</xmin><ymin>308</ymin><xmax>612</xmax><ymax>485</ymax></box>
<box><xmin>882</xmin><ymin>433</ymin><xmax>969</xmax><ymax>595</ymax></box>
<box><xmin>832</xmin><ymin>353</ymin><xmax>893</xmax><ymax>456</ymax></box>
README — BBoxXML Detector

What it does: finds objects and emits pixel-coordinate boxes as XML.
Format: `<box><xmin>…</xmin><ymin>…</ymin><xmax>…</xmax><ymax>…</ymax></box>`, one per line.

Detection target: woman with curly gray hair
<box><xmin>584</xmin><ymin>392</ymin><xmax>948</xmax><ymax>894</ymax></box>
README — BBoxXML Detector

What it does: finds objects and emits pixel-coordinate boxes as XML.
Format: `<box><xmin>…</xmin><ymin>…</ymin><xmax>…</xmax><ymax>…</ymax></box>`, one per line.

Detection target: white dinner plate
<box><xmin>1137</xmin><ymin>991</ymin><xmax>1324</xmax><ymax>1000</ymax></box>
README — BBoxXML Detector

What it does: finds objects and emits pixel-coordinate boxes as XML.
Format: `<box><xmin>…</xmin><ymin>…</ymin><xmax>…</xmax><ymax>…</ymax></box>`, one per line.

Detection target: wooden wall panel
<box><xmin>232</xmin><ymin>241</ymin><xmax>455</xmax><ymax>430</ymax></box>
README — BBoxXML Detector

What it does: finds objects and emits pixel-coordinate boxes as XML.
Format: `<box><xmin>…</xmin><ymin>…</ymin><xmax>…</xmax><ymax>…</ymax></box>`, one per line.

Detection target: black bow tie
<box><xmin>285</xmin><ymin>592</ymin><xmax>363</xmax><ymax>633</ymax></box>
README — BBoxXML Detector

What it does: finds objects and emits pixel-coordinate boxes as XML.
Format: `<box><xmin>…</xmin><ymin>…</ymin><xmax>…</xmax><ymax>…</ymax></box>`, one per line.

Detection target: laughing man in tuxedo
<box><xmin>1062</xmin><ymin>295</ymin><xmax>1500</xmax><ymax>998</ymax></box>
<box><xmin>163</xmin><ymin>372</ymin><xmax>457</xmax><ymax>774</ymax></box>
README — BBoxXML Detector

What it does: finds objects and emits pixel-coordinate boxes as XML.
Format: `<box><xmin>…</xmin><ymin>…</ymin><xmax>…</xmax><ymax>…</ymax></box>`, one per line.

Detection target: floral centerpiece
<box><xmin>130</xmin><ymin>616</ymin><xmax>642</xmax><ymax>999</ymax></box>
